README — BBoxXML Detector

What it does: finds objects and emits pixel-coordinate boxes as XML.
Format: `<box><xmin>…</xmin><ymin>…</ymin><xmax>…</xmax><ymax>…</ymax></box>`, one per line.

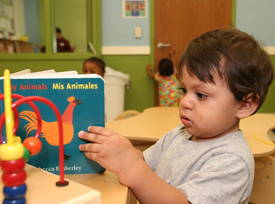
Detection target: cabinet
<box><xmin>0</xmin><ymin>39</ymin><xmax>34</xmax><ymax>53</ymax></box>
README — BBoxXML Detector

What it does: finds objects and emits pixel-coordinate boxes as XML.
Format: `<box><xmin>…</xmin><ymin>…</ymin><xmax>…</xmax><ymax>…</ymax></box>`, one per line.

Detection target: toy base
<box><xmin>56</xmin><ymin>180</ymin><xmax>69</xmax><ymax>187</ymax></box>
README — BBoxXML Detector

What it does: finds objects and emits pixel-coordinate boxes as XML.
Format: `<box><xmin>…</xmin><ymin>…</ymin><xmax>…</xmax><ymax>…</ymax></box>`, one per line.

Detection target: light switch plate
<box><xmin>135</xmin><ymin>27</ymin><xmax>142</xmax><ymax>38</ymax></box>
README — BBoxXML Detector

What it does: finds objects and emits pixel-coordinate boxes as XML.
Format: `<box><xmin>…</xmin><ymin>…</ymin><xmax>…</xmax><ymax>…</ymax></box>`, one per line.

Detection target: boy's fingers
<box><xmin>79</xmin><ymin>143</ymin><xmax>100</xmax><ymax>153</ymax></box>
<box><xmin>87</xmin><ymin>126</ymin><xmax>113</xmax><ymax>136</ymax></box>
<box><xmin>78</xmin><ymin>131</ymin><xmax>104</xmax><ymax>143</ymax></box>
<box><xmin>83</xmin><ymin>151</ymin><xmax>98</xmax><ymax>161</ymax></box>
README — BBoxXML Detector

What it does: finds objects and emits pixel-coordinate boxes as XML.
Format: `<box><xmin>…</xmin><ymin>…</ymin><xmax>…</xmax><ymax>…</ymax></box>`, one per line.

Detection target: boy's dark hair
<box><xmin>56</xmin><ymin>27</ymin><xmax>61</xmax><ymax>34</ymax></box>
<box><xmin>83</xmin><ymin>57</ymin><xmax>106</xmax><ymax>74</ymax></box>
<box><xmin>179</xmin><ymin>29</ymin><xmax>273</xmax><ymax>112</ymax></box>
<box><xmin>159</xmin><ymin>58</ymin><xmax>174</xmax><ymax>76</ymax></box>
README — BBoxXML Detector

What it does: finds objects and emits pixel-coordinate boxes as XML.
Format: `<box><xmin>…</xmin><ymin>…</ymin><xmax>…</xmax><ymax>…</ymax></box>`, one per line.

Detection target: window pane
<box><xmin>54</xmin><ymin>0</ymin><xmax>87</xmax><ymax>53</ymax></box>
<box><xmin>0</xmin><ymin>0</ymin><xmax>41</xmax><ymax>53</ymax></box>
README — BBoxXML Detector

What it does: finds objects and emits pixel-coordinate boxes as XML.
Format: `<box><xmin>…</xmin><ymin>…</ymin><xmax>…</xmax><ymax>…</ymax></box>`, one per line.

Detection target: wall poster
<box><xmin>123</xmin><ymin>0</ymin><xmax>147</xmax><ymax>18</ymax></box>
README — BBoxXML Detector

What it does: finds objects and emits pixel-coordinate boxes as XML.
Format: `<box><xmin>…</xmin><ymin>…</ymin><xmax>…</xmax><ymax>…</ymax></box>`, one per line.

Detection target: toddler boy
<box><xmin>78</xmin><ymin>29</ymin><xmax>273</xmax><ymax>204</ymax></box>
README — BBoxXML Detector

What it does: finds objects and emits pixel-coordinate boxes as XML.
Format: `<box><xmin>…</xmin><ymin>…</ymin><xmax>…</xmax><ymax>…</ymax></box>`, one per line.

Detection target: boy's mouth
<box><xmin>181</xmin><ymin>115</ymin><xmax>192</xmax><ymax>126</ymax></box>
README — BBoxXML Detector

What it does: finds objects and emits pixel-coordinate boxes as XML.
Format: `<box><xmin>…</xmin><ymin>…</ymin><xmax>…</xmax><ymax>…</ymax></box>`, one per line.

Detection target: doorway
<box><xmin>154</xmin><ymin>0</ymin><xmax>232</xmax><ymax>105</ymax></box>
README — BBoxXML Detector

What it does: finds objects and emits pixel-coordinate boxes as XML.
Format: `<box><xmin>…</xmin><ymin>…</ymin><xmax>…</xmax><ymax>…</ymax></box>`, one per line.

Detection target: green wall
<box><xmin>102</xmin><ymin>55</ymin><xmax>154</xmax><ymax>111</ymax></box>
<box><xmin>261</xmin><ymin>56</ymin><xmax>275</xmax><ymax>113</ymax></box>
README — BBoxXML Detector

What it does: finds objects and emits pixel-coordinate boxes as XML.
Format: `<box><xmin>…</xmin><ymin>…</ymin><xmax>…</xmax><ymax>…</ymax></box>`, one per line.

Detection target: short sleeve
<box><xmin>179</xmin><ymin>154</ymin><xmax>251</xmax><ymax>204</ymax></box>
<box><xmin>143</xmin><ymin>134</ymin><xmax>166</xmax><ymax>171</ymax></box>
<box><xmin>154</xmin><ymin>72</ymin><xmax>162</xmax><ymax>81</ymax></box>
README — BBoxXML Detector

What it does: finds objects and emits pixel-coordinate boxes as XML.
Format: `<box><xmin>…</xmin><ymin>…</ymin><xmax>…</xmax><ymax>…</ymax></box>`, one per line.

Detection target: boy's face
<box><xmin>179</xmin><ymin>66</ymin><xmax>241</xmax><ymax>141</ymax></box>
<box><xmin>83</xmin><ymin>62</ymin><xmax>104</xmax><ymax>78</ymax></box>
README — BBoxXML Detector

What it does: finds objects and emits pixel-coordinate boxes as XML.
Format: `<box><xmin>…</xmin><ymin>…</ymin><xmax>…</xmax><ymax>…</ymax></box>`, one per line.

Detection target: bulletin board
<box><xmin>123</xmin><ymin>0</ymin><xmax>147</xmax><ymax>18</ymax></box>
<box><xmin>0</xmin><ymin>0</ymin><xmax>14</xmax><ymax>34</ymax></box>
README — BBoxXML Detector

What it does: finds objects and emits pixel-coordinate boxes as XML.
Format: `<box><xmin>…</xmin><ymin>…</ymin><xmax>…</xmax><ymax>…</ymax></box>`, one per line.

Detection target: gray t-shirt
<box><xmin>143</xmin><ymin>124</ymin><xmax>254</xmax><ymax>204</ymax></box>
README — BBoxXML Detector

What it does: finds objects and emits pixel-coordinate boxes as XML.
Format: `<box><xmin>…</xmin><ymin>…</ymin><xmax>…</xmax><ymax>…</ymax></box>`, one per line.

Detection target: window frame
<box><xmin>0</xmin><ymin>0</ymin><xmax>102</xmax><ymax>60</ymax></box>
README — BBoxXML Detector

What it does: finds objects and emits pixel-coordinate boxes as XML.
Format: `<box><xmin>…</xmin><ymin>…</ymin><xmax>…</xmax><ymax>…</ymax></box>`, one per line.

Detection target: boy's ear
<box><xmin>236</xmin><ymin>93</ymin><xmax>259</xmax><ymax>119</ymax></box>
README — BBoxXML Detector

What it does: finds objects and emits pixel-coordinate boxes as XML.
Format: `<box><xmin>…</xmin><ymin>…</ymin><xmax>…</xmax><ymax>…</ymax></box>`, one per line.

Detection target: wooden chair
<box><xmin>249</xmin><ymin>156</ymin><xmax>275</xmax><ymax>203</ymax></box>
<box><xmin>114</xmin><ymin>110</ymin><xmax>141</xmax><ymax>121</ymax></box>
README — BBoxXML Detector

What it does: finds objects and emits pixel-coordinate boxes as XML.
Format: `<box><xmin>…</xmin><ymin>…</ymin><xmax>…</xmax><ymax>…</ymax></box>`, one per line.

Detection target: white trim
<box><xmin>102</xmin><ymin>46</ymin><xmax>275</xmax><ymax>56</ymax></box>
<box><xmin>102</xmin><ymin>46</ymin><xmax>150</xmax><ymax>55</ymax></box>
<box><xmin>264</xmin><ymin>46</ymin><xmax>275</xmax><ymax>55</ymax></box>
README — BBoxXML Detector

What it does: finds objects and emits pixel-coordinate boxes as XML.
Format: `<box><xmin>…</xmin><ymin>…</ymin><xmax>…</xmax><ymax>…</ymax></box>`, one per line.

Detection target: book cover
<box><xmin>0</xmin><ymin>73</ymin><xmax>105</xmax><ymax>175</ymax></box>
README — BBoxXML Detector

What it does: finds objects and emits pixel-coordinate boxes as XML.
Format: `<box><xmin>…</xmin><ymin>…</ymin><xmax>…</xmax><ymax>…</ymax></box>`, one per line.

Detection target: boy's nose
<box><xmin>180</xmin><ymin>94</ymin><xmax>194</xmax><ymax>110</ymax></box>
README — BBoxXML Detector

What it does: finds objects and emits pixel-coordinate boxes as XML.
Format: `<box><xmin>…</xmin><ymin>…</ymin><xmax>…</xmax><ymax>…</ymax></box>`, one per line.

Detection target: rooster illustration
<box><xmin>19</xmin><ymin>96</ymin><xmax>82</xmax><ymax>160</ymax></box>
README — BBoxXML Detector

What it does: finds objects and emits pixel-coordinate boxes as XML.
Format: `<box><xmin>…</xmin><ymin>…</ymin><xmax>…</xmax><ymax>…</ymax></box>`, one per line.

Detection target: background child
<box><xmin>83</xmin><ymin>57</ymin><xmax>105</xmax><ymax>78</ymax></box>
<box><xmin>146</xmin><ymin>47</ymin><xmax>181</xmax><ymax>106</ymax></box>
<box><xmin>78</xmin><ymin>29</ymin><xmax>273</xmax><ymax>203</ymax></box>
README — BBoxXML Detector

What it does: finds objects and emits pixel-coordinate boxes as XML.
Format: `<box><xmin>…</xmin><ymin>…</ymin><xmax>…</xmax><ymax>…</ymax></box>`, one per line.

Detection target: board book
<box><xmin>0</xmin><ymin>70</ymin><xmax>105</xmax><ymax>175</ymax></box>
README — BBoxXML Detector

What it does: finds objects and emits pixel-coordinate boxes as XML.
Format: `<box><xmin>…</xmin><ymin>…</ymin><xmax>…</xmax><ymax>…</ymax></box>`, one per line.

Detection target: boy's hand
<box><xmin>79</xmin><ymin>127</ymin><xmax>188</xmax><ymax>203</ymax></box>
<box><xmin>78</xmin><ymin>126</ymin><xmax>141</xmax><ymax>179</ymax></box>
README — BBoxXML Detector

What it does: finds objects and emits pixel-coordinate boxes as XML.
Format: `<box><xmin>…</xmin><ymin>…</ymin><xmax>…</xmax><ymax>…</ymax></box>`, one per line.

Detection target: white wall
<box><xmin>101</xmin><ymin>0</ymin><xmax>150</xmax><ymax>55</ymax></box>
<box><xmin>236</xmin><ymin>0</ymin><xmax>275</xmax><ymax>55</ymax></box>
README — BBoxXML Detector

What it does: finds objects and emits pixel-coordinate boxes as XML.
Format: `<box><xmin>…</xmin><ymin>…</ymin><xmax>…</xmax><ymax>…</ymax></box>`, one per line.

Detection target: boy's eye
<box><xmin>179</xmin><ymin>87</ymin><xmax>187</xmax><ymax>94</ymax></box>
<box><xmin>196</xmin><ymin>92</ymin><xmax>207</xmax><ymax>99</ymax></box>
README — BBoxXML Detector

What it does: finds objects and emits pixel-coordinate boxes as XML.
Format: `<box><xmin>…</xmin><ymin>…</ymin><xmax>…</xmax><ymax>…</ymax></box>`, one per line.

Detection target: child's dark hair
<box><xmin>83</xmin><ymin>57</ymin><xmax>106</xmax><ymax>74</ymax></box>
<box><xmin>159</xmin><ymin>58</ymin><xmax>174</xmax><ymax>76</ymax></box>
<box><xmin>179</xmin><ymin>29</ymin><xmax>273</xmax><ymax>112</ymax></box>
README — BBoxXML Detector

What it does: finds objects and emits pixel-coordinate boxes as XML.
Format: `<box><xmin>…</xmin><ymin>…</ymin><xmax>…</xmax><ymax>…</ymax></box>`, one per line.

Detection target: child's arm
<box><xmin>78</xmin><ymin>126</ymin><xmax>189</xmax><ymax>204</ymax></box>
<box><xmin>168</xmin><ymin>47</ymin><xmax>179</xmax><ymax>78</ymax></box>
<box><xmin>146</xmin><ymin>64</ymin><xmax>155</xmax><ymax>79</ymax></box>
<box><xmin>168</xmin><ymin>47</ymin><xmax>176</xmax><ymax>68</ymax></box>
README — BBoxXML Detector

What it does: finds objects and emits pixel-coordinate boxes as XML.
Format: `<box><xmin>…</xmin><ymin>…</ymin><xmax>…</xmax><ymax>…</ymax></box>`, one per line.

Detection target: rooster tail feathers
<box><xmin>19</xmin><ymin>111</ymin><xmax>39</xmax><ymax>136</ymax></box>
<box><xmin>22</xmin><ymin>123</ymin><xmax>36</xmax><ymax>136</ymax></box>
<box><xmin>19</xmin><ymin>111</ymin><xmax>38</xmax><ymax>123</ymax></box>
